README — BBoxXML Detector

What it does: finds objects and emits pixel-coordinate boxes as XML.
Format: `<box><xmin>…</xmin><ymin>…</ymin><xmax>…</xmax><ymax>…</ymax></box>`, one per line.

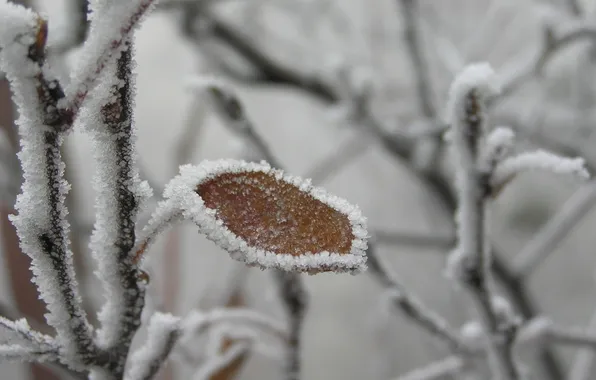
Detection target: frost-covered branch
<box><xmin>83</xmin><ymin>34</ymin><xmax>151</xmax><ymax>376</ymax></box>
<box><xmin>64</xmin><ymin>0</ymin><xmax>159</xmax><ymax>117</ymax></box>
<box><xmin>126</xmin><ymin>313</ymin><xmax>181</xmax><ymax>380</ymax></box>
<box><xmin>446</xmin><ymin>63</ymin><xmax>521</xmax><ymax>380</ymax></box>
<box><xmin>0</xmin><ymin>343</ymin><xmax>59</xmax><ymax>363</ymax></box>
<box><xmin>366</xmin><ymin>242</ymin><xmax>470</xmax><ymax>353</ymax></box>
<box><xmin>0</xmin><ymin>2</ymin><xmax>96</xmax><ymax>368</ymax></box>
<box><xmin>0</xmin><ymin>316</ymin><xmax>54</xmax><ymax>350</ymax></box>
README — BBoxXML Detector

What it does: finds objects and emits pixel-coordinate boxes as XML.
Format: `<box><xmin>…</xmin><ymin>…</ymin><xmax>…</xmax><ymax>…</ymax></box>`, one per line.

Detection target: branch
<box><xmin>446</xmin><ymin>63</ymin><xmax>520</xmax><ymax>379</ymax></box>
<box><xmin>83</xmin><ymin>37</ymin><xmax>150</xmax><ymax>376</ymax></box>
<box><xmin>393</xmin><ymin>355</ymin><xmax>465</xmax><ymax>380</ymax></box>
<box><xmin>397</xmin><ymin>0</ymin><xmax>436</xmax><ymax>119</ymax></box>
<box><xmin>64</xmin><ymin>0</ymin><xmax>159</xmax><ymax>118</ymax></box>
<box><xmin>126</xmin><ymin>313</ymin><xmax>181</xmax><ymax>380</ymax></box>
<box><xmin>272</xmin><ymin>271</ymin><xmax>307</xmax><ymax>380</ymax></box>
<box><xmin>0</xmin><ymin>3</ymin><xmax>95</xmax><ymax>368</ymax></box>
<box><xmin>500</xmin><ymin>24</ymin><xmax>596</xmax><ymax>99</ymax></box>
<box><xmin>366</xmin><ymin>242</ymin><xmax>471</xmax><ymax>353</ymax></box>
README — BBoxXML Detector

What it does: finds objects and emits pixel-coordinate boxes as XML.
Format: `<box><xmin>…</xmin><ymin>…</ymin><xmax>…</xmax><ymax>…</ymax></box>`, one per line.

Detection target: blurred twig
<box><xmin>513</xmin><ymin>181</ymin><xmax>596</xmax><ymax>278</ymax></box>
<box><xmin>367</xmin><ymin>242</ymin><xmax>471</xmax><ymax>354</ymax></box>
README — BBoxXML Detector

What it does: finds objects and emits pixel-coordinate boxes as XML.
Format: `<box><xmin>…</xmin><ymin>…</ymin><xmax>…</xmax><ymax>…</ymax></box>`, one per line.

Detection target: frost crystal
<box><xmin>142</xmin><ymin>159</ymin><xmax>368</xmax><ymax>274</ymax></box>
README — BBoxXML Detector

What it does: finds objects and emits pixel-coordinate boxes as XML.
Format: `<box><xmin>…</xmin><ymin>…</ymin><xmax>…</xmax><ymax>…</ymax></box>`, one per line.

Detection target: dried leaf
<box><xmin>168</xmin><ymin>160</ymin><xmax>368</xmax><ymax>274</ymax></box>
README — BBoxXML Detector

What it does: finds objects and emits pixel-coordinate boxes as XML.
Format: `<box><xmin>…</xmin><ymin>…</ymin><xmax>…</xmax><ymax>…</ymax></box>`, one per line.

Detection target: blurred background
<box><xmin>2</xmin><ymin>0</ymin><xmax>596</xmax><ymax>379</ymax></box>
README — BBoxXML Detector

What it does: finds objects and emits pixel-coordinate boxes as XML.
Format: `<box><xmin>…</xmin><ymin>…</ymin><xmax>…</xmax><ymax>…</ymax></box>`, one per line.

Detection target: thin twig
<box><xmin>372</xmin><ymin>229</ymin><xmax>455</xmax><ymax>250</ymax></box>
<box><xmin>513</xmin><ymin>180</ymin><xmax>596</xmax><ymax>278</ymax></box>
<box><xmin>367</xmin><ymin>242</ymin><xmax>471</xmax><ymax>354</ymax></box>
<box><xmin>394</xmin><ymin>355</ymin><xmax>465</xmax><ymax>380</ymax></box>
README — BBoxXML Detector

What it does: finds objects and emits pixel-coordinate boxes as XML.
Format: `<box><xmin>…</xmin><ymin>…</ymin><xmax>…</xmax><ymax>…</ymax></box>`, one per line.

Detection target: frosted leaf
<box><xmin>492</xmin><ymin>150</ymin><xmax>590</xmax><ymax>190</ymax></box>
<box><xmin>126</xmin><ymin>312</ymin><xmax>181</xmax><ymax>380</ymax></box>
<box><xmin>150</xmin><ymin>159</ymin><xmax>368</xmax><ymax>274</ymax></box>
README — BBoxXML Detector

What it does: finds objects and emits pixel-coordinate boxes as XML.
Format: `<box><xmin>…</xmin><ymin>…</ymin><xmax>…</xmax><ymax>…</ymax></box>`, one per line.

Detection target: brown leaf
<box><xmin>172</xmin><ymin>160</ymin><xmax>368</xmax><ymax>274</ymax></box>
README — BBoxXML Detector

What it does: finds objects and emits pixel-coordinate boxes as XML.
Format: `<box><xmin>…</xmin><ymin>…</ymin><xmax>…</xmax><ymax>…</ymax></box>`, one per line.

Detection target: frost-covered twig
<box><xmin>0</xmin><ymin>343</ymin><xmax>59</xmax><ymax>363</ymax></box>
<box><xmin>64</xmin><ymin>0</ymin><xmax>159</xmax><ymax>117</ymax></box>
<box><xmin>367</xmin><ymin>242</ymin><xmax>470</xmax><ymax>353</ymax></box>
<box><xmin>393</xmin><ymin>355</ymin><xmax>465</xmax><ymax>380</ymax></box>
<box><xmin>126</xmin><ymin>313</ymin><xmax>181</xmax><ymax>380</ymax></box>
<box><xmin>513</xmin><ymin>181</ymin><xmax>596</xmax><ymax>277</ymax></box>
<box><xmin>0</xmin><ymin>3</ymin><xmax>95</xmax><ymax>368</ymax></box>
<box><xmin>83</xmin><ymin>37</ymin><xmax>151</xmax><ymax>376</ymax></box>
<box><xmin>0</xmin><ymin>316</ymin><xmax>54</xmax><ymax>349</ymax></box>
<box><xmin>446</xmin><ymin>63</ymin><xmax>521</xmax><ymax>380</ymax></box>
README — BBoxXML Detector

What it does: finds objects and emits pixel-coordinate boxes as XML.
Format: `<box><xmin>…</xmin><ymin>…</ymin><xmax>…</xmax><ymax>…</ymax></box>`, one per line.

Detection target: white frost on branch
<box><xmin>79</xmin><ymin>40</ymin><xmax>152</xmax><ymax>352</ymax></box>
<box><xmin>0</xmin><ymin>1</ymin><xmax>94</xmax><ymax>368</ymax></box>
<box><xmin>64</xmin><ymin>0</ymin><xmax>158</xmax><ymax>113</ymax></box>
<box><xmin>0</xmin><ymin>344</ymin><xmax>58</xmax><ymax>363</ymax></box>
<box><xmin>126</xmin><ymin>312</ymin><xmax>181</xmax><ymax>380</ymax></box>
<box><xmin>0</xmin><ymin>317</ymin><xmax>54</xmax><ymax>350</ymax></box>
<box><xmin>492</xmin><ymin>150</ymin><xmax>590</xmax><ymax>189</ymax></box>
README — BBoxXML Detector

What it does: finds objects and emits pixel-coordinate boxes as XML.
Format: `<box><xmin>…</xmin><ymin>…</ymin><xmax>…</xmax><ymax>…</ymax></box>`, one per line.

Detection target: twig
<box><xmin>372</xmin><ymin>229</ymin><xmax>455</xmax><ymax>250</ymax></box>
<box><xmin>367</xmin><ymin>242</ymin><xmax>471</xmax><ymax>354</ymax></box>
<box><xmin>85</xmin><ymin>38</ymin><xmax>148</xmax><ymax>377</ymax></box>
<box><xmin>500</xmin><ymin>25</ymin><xmax>596</xmax><ymax>99</ymax></box>
<box><xmin>513</xmin><ymin>180</ymin><xmax>596</xmax><ymax>278</ymax></box>
<box><xmin>394</xmin><ymin>355</ymin><xmax>465</xmax><ymax>380</ymax></box>
<box><xmin>272</xmin><ymin>271</ymin><xmax>307</xmax><ymax>380</ymax></box>
<box><xmin>0</xmin><ymin>7</ymin><xmax>96</xmax><ymax>368</ymax></box>
<box><xmin>397</xmin><ymin>0</ymin><xmax>436</xmax><ymax>119</ymax></box>
<box><xmin>447</xmin><ymin>64</ymin><xmax>520</xmax><ymax>379</ymax></box>
<box><xmin>126</xmin><ymin>313</ymin><xmax>181</xmax><ymax>380</ymax></box>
